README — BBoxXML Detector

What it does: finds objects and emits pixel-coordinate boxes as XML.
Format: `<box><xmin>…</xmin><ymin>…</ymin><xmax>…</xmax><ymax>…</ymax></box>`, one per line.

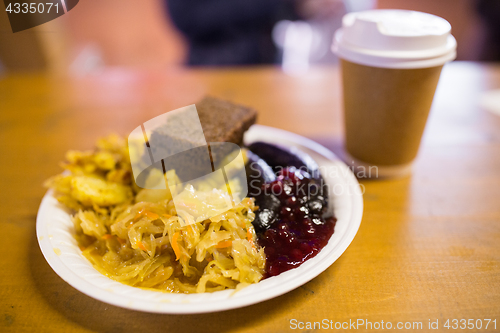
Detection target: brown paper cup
<box><xmin>340</xmin><ymin>59</ymin><xmax>443</xmax><ymax>178</ymax></box>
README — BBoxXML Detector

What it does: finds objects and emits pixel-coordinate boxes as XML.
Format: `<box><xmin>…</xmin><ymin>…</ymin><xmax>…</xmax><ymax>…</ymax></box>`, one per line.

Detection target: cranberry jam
<box><xmin>257</xmin><ymin>167</ymin><xmax>336</xmax><ymax>278</ymax></box>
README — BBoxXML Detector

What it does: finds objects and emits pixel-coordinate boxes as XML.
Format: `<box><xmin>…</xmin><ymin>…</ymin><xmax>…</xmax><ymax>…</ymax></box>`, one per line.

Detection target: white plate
<box><xmin>36</xmin><ymin>125</ymin><xmax>363</xmax><ymax>314</ymax></box>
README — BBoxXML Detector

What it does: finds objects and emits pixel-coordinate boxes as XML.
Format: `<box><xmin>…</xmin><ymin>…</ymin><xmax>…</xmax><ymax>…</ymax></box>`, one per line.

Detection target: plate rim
<box><xmin>36</xmin><ymin>125</ymin><xmax>363</xmax><ymax>314</ymax></box>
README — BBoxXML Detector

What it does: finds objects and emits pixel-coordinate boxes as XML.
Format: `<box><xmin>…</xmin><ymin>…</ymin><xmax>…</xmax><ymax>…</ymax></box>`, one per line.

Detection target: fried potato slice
<box><xmin>70</xmin><ymin>176</ymin><xmax>132</xmax><ymax>207</ymax></box>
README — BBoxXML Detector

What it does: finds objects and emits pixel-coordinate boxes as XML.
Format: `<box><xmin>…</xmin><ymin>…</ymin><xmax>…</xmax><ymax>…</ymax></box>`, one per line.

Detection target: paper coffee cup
<box><xmin>332</xmin><ymin>10</ymin><xmax>456</xmax><ymax>178</ymax></box>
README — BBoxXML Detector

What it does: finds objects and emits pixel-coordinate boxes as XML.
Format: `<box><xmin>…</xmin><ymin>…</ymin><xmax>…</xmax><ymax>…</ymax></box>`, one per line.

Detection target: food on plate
<box><xmin>46</xmin><ymin>135</ymin><xmax>265</xmax><ymax>293</ymax></box>
<box><xmin>246</xmin><ymin>142</ymin><xmax>336</xmax><ymax>277</ymax></box>
<box><xmin>46</xmin><ymin>135</ymin><xmax>134</xmax><ymax>211</ymax></box>
<box><xmin>247</xmin><ymin>142</ymin><xmax>328</xmax><ymax>232</ymax></box>
<box><xmin>147</xmin><ymin>96</ymin><xmax>257</xmax><ymax>181</ymax></box>
<box><xmin>196</xmin><ymin>96</ymin><xmax>257</xmax><ymax>145</ymax></box>
<box><xmin>45</xmin><ymin>97</ymin><xmax>336</xmax><ymax>293</ymax></box>
<box><xmin>243</xmin><ymin>149</ymin><xmax>280</xmax><ymax>232</ymax></box>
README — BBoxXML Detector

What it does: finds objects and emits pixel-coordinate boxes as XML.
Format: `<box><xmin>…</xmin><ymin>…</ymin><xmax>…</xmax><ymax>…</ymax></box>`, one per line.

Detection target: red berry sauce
<box><xmin>257</xmin><ymin>167</ymin><xmax>337</xmax><ymax>278</ymax></box>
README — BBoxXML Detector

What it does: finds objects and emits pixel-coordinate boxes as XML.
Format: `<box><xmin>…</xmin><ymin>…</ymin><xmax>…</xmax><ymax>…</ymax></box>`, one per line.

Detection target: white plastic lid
<box><xmin>332</xmin><ymin>10</ymin><xmax>457</xmax><ymax>69</ymax></box>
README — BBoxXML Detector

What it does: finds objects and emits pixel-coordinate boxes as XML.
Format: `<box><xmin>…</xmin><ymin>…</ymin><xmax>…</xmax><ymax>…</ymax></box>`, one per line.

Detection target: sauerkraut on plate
<box><xmin>45</xmin><ymin>135</ymin><xmax>265</xmax><ymax>293</ymax></box>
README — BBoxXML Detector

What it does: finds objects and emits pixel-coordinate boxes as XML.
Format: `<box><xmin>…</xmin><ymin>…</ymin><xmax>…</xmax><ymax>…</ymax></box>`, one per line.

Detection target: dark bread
<box><xmin>197</xmin><ymin>96</ymin><xmax>257</xmax><ymax>145</ymax></box>
<box><xmin>146</xmin><ymin>96</ymin><xmax>257</xmax><ymax>182</ymax></box>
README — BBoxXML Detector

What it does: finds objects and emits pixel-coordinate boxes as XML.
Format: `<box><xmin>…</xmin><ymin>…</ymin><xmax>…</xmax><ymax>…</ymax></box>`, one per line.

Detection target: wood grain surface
<box><xmin>0</xmin><ymin>62</ymin><xmax>499</xmax><ymax>332</ymax></box>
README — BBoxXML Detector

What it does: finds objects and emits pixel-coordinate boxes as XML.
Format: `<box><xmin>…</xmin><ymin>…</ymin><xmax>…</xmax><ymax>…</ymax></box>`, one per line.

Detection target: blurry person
<box><xmin>166</xmin><ymin>0</ymin><xmax>373</xmax><ymax>67</ymax></box>
<box><xmin>166</xmin><ymin>0</ymin><xmax>299</xmax><ymax>66</ymax></box>
<box><xmin>477</xmin><ymin>0</ymin><xmax>500</xmax><ymax>61</ymax></box>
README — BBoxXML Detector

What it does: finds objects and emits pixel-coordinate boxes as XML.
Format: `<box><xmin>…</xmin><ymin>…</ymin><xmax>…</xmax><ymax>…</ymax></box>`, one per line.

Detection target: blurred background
<box><xmin>0</xmin><ymin>0</ymin><xmax>498</xmax><ymax>75</ymax></box>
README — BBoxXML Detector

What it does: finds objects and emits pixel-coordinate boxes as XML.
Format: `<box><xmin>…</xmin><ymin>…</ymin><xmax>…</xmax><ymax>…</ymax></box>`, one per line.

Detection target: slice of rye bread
<box><xmin>147</xmin><ymin>96</ymin><xmax>257</xmax><ymax>182</ymax></box>
<box><xmin>197</xmin><ymin>96</ymin><xmax>257</xmax><ymax>145</ymax></box>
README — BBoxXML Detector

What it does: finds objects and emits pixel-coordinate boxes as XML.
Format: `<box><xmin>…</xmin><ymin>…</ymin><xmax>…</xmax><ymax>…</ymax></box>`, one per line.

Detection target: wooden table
<box><xmin>1</xmin><ymin>62</ymin><xmax>499</xmax><ymax>332</ymax></box>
